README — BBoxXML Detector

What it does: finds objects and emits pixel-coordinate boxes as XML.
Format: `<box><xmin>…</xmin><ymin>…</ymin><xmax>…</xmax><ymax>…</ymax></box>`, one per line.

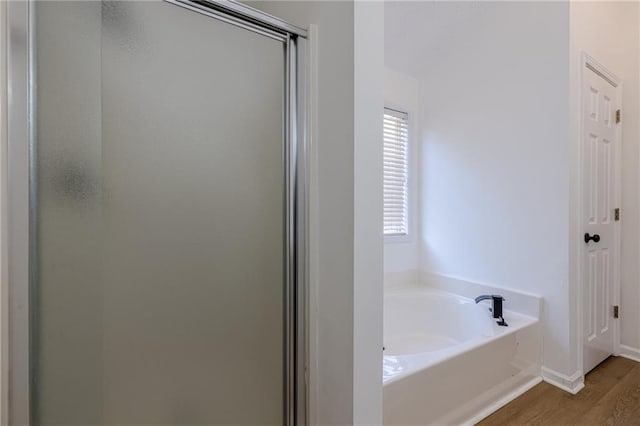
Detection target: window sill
<box><xmin>384</xmin><ymin>234</ymin><xmax>412</xmax><ymax>244</ymax></box>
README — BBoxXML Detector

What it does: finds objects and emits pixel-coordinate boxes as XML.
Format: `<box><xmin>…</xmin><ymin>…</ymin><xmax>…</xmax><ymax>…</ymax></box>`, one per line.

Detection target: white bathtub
<box><xmin>383</xmin><ymin>286</ymin><xmax>541</xmax><ymax>425</ymax></box>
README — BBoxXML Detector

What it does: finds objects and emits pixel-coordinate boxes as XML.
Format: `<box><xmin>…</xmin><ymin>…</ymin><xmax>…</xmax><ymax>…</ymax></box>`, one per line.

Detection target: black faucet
<box><xmin>475</xmin><ymin>295</ymin><xmax>508</xmax><ymax>327</ymax></box>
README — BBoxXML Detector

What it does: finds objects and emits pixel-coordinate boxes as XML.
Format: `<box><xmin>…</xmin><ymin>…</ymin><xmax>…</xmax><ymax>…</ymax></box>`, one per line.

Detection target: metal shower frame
<box><xmin>4</xmin><ymin>1</ymin><xmax>308</xmax><ymax>424</ymax></box>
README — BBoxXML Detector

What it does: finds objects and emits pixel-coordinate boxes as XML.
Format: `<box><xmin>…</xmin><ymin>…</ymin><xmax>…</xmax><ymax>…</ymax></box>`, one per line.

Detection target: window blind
<box><xmin>383</xmin><ymin>108</ymin><xmax>409</xmax><ymax>236</ymax></box>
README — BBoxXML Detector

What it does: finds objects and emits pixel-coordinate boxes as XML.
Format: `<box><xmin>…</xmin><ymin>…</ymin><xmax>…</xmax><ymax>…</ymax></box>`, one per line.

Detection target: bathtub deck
<box><xmin>479</xmin><ymin>356</ymin><xmax>640</xmax><ymax>425</ymax></box>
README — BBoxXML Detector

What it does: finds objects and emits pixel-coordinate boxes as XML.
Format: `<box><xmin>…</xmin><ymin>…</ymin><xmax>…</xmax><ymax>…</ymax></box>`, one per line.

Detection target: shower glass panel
<box><xmin>32</xmin><ymin>1</ymin><xmax>285</xmax><ymax>424</ymax></box>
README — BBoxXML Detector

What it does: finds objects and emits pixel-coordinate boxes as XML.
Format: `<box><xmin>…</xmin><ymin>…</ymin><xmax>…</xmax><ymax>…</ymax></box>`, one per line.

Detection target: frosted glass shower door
<box><xmin>32</xmin><ymin>1</ymin><xmax>287</xmax><ymax>424</ymax></box>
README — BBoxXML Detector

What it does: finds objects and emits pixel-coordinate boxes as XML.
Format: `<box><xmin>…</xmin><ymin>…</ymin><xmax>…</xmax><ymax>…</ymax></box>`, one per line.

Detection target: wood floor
<box><xmin>479</xmin><ymin>356</ymin><xmax>640</xmax><ymax>426</ymax></box>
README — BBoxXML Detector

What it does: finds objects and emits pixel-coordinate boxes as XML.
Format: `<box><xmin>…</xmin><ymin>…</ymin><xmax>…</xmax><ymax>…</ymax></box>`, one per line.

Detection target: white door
<box><xmin>582</xmin><ymin>63</ymin><xmax>620</xmax><ymax>374</ymax></box>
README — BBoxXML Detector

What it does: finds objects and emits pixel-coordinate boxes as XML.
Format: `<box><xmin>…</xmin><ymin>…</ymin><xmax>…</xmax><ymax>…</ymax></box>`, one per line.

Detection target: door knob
<box><xmin>584</xmin><ymin>233</ymin><xmax>601</xmax><ymax>243</ymax></box>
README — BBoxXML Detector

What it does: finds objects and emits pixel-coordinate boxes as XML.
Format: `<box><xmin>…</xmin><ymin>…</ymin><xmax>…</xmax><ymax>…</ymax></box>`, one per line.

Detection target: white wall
<box><xmin>385</xmin><ymin>2</ymin><xmax>574</xmax><ymax>376</ymax></box>
<box><xmin>384</xmin><ymin>69</ymin><xmax>420</xmax><ymax>279</ymax></box>
<box><xmin>354</xmin><ymin>2</ymin><xmax>384</xmax><ymax>425</ymax></box>
<box><xmin>568</xmin><ymin>2</ymin><xmax>640</xmax><ymax>368</ymax></box>
<box><xmin>420</xmin><ymin>2</ymin><xmax>572</xmax><ymax>376</ymax></box>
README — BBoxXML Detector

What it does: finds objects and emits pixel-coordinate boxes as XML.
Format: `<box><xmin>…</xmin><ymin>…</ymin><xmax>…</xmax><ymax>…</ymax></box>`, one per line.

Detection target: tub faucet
<box><xmin>475</xmin><ymin>295</ymin><xmax>508</xmax><ymax>327</ymax></box>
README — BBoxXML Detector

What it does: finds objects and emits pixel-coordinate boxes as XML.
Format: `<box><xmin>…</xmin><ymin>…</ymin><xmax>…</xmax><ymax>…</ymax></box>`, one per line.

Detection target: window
<box><xmin>383</xmin><ymin>107</ymin><xmax>409</xmax><ymax>236</ymax></box>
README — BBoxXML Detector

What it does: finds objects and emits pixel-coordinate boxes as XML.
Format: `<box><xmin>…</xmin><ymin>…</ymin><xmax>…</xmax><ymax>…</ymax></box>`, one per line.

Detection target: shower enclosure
<box><xmin>6</xmin><ymin>1</ymin><xmax>307</xmax><ymax>424</ymax></box>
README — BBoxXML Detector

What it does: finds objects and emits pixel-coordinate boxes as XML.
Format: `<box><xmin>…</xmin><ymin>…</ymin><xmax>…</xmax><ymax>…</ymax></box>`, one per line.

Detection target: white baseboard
<box><xmin>541</xmin><ymin>367</ymin><xmax>585</xmax><ymax>394</ymax></box>
<box><xmin>619</xmin><ymin>345</ymin><xmax>640</xmax><ymax>363</ymax></box>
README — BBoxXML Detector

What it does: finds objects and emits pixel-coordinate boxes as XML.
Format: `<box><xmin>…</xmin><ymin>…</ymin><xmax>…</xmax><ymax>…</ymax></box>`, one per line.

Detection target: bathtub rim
<box><xmin>383</xmin><ymin>286</ymin><xmax>539</xmax><ymax>385</ymax></box>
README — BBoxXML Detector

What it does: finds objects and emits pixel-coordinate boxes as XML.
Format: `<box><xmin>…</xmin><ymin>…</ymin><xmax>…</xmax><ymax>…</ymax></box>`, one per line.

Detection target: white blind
<box><xmin>384</xmin><ymin>108</ymin><xmax>409</xmax><ymax>236</ymax></box>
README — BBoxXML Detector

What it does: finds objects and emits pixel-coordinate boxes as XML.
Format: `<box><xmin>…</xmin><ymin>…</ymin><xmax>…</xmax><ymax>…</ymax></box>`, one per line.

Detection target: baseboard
<box><xmin>541</xmin><ymin>367</ymin><xmax>585</xmax><ymax>394</ymax></box>
<box><xmin>619</xmin><ymin>345</ymin><xmax>640</xmax><ymax>363</ymax></box>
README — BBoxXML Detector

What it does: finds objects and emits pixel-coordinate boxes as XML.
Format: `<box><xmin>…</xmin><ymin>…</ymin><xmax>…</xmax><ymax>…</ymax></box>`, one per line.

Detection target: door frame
<box><xmin>1</xmin><ymin>1</ymin><xmax>309</xmax><ymax>424</ymax></box>
<box><xmin>578</xmin><ymin>51</ymin><xmax>622</xmax><ymax>374</ymax></box>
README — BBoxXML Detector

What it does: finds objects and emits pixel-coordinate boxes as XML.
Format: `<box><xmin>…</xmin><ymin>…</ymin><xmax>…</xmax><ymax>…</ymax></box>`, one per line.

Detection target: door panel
<box><xmin>33</xmin><ymin>1</ymin><xmax>286</xmax><ymax>424</ymax></box>
<box><xmin>583</xmin><ymin>65</ymin><xmax>618</xmax><ymax>374</ymax></box>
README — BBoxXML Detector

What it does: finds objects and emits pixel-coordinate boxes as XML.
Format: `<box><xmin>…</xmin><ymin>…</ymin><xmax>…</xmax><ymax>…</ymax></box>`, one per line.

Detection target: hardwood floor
<box><xmin>479</xmin><ymin>356</ymin><xmax>640</xmax><ymax>426</ymax></box>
